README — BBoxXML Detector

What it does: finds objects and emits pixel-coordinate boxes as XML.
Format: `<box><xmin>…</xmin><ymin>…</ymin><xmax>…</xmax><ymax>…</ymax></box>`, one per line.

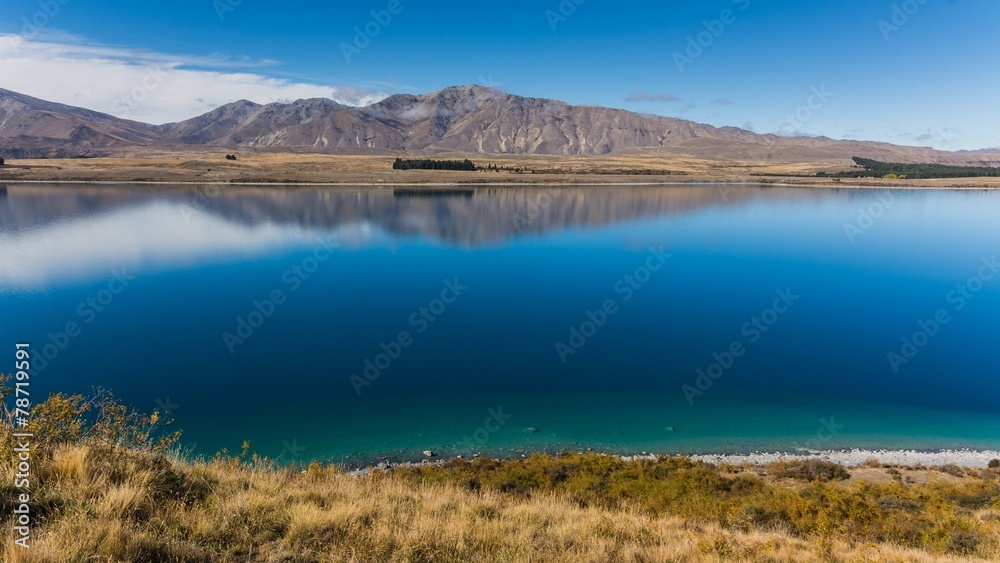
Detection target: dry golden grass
<box><xmin>3</xmin><ymin>149</ymin><xmax>1000</xmax><ymax>187</ymax></box>
<box><xmin>2</xmin><ymin>444</ymin><xmax>999</xmax><ymax>562</ymax></box>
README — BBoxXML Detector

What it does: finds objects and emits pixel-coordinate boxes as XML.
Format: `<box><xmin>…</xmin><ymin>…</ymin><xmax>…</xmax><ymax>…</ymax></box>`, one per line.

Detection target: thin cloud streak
<box><xmin>625</xmin><ymin>92</ymin><xmax>680</xmax><ymax>103</ymax></box>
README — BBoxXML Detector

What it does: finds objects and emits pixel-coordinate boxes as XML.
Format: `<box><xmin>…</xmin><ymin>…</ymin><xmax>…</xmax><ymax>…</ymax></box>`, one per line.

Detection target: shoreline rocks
<box><xmin>345</xmin><ymin>447</ymin><xmax>1000</xmax><ymax>475</ymax></box>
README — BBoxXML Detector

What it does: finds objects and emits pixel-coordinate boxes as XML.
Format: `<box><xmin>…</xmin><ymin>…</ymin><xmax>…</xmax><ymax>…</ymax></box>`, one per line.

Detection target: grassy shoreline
<box><xmin>3</xmin><ymin>444</ymin><xmax>999</xmax><ymax>562</ymax></box>
<box><xmin>2</xmin><ymin>384</ymin><xmax>999</xmax><ymax>561</ymax></box>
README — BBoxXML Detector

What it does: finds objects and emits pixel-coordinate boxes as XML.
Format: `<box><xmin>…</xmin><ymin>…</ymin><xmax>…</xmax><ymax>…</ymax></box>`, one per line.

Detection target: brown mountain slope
<box><xmin>0</xmin><ymin>88</ymin><xmax>161</xmax><ymax>157</ymax></box>
<box><xmin>363</xmin><ymin>86</ymin><xmax>716</xmax><ymax>154</ymax></box>
<box><xmin>157</xmin><ymin>98</ymin><xmax>407</xmax><ymax>150</ymax></box>
<box><xmin>0</xmin><ymin>85</ymin><xmax>997</xmax><ymax>166</ymax></box>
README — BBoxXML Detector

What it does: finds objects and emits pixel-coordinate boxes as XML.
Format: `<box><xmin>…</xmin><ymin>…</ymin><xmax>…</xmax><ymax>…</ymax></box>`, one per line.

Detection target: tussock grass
<box><xmin>2</xmin><ymin>379</ymin><xmax>999</xmax><ymax>561</ymax></box>
<box><xmin>3</xmin><ymin>446</ymin><xmax>999</xmax><ymax>562</ymax></box>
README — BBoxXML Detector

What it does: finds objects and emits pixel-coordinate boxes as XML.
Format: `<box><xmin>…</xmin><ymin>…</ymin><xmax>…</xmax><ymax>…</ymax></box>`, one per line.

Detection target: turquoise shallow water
<box><xmin>1</xmin><ymin>184</ymin><xmax>998</xmax><ymax>466</ymax></box>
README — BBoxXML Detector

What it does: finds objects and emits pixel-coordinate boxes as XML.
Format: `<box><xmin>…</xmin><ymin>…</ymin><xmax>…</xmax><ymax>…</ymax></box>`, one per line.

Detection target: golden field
<box><xmin>2</xmin><ymin>150</ymin><xmax>1000</xmax><ymax>188</ymax></box>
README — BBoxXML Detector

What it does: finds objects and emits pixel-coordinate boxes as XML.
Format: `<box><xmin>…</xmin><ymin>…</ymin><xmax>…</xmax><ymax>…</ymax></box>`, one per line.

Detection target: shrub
<box><xmin>877</xmin><ymin>496</ymin><xmax>920</xmax><ymax>511</ymax></box>
<box><xmin>0</xmin><ymin>375</ymin><xmax>181</xmax><ymax>461</ymax></box>
<box><xmin>988</xmin><ymin>459</ymin><xmax>1000</xmax><ymax>469</ymax></box>
<box><xmin>948</xmin><ymin>529</ymin><xmax>982</xmax><ymax>555</ymax></box>
<box><xmin>771</xmin><ymin>459</ymin><xmax>850</xmax><ymax>482</ymax></box>
<box><xmin>939</xmin><ymin>464</ymin><xmax>965</xmax><ymax>478</ymax></box>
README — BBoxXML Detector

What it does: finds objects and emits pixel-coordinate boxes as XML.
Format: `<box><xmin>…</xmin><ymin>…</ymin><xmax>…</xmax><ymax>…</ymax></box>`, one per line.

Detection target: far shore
<box><xmin>3</xmin><ymin>151</ymin><xmax>999</xmax><ymax>188</ymax></box>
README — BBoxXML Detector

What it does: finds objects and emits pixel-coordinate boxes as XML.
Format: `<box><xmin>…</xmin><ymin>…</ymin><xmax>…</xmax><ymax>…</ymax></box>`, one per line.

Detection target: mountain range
<box><xmin>1</xmin><ymin>85</ymin><xmax>997</xmax><ymax>165</ymax></box>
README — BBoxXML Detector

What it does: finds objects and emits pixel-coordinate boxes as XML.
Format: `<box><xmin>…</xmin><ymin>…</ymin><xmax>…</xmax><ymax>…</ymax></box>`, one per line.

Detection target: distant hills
<box><xmin>1</xmin><ymin>85</ymin><xmax>997</xmax><ymax>165</ymax></box>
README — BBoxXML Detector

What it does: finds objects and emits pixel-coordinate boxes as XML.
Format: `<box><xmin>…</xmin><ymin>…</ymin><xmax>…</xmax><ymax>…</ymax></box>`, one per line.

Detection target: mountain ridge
<box><xmin>0</xmin><ymin>85</ymin><xmax>996</xmax><ymax>166</ymax></box>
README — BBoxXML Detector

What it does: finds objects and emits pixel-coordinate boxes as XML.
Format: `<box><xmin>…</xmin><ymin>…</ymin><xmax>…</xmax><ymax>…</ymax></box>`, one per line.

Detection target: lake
<box><xmin>2</xmin><ymin>183</ymin><xmax>999</xmax><ymax>466</ymax></box>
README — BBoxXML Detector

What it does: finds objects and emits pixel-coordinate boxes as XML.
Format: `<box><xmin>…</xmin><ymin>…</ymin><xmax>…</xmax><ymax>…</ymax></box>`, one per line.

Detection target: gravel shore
<box><xmin>347</xmin><ymin>448</ymin><xmax>1000</xmax><ymax>475</ymax></box>
<box><xmin>688</xmin><ymin>448</ymin><xmax>1000</xmax><ymax>468</ymax></box>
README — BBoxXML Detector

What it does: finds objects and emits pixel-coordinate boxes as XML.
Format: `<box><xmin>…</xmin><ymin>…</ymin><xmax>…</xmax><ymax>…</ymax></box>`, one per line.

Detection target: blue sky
<box><xmin>1</xmin><ymin>0</ymin><xmax>998</xmax><ymax>149</ymax></box>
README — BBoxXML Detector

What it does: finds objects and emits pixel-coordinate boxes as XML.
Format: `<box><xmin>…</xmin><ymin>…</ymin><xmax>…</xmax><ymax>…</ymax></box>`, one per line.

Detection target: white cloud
<box><xmin>0</xmin><ymin>33</ymin><xmax>390</xmax><ymax>124</ymax></box>
<box><xmin>394</xmin><ymin>104</ymin><xmax>434</xmax><ymax>121</ymax></box>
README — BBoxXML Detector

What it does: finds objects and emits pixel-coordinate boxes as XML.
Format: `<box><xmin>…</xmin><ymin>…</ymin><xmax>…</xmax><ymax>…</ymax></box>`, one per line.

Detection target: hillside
<box><xmin>2</xmin><ymin>86</ymin><xmax>998</xmax><ymax>167</ymax></box>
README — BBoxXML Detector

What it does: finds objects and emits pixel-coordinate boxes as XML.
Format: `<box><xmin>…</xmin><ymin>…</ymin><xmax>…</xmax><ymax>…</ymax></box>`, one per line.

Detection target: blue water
<box><xmin>1</xmin><ymin>184</ymin><xmax>998</xmax><ymax>465</ymax></box>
